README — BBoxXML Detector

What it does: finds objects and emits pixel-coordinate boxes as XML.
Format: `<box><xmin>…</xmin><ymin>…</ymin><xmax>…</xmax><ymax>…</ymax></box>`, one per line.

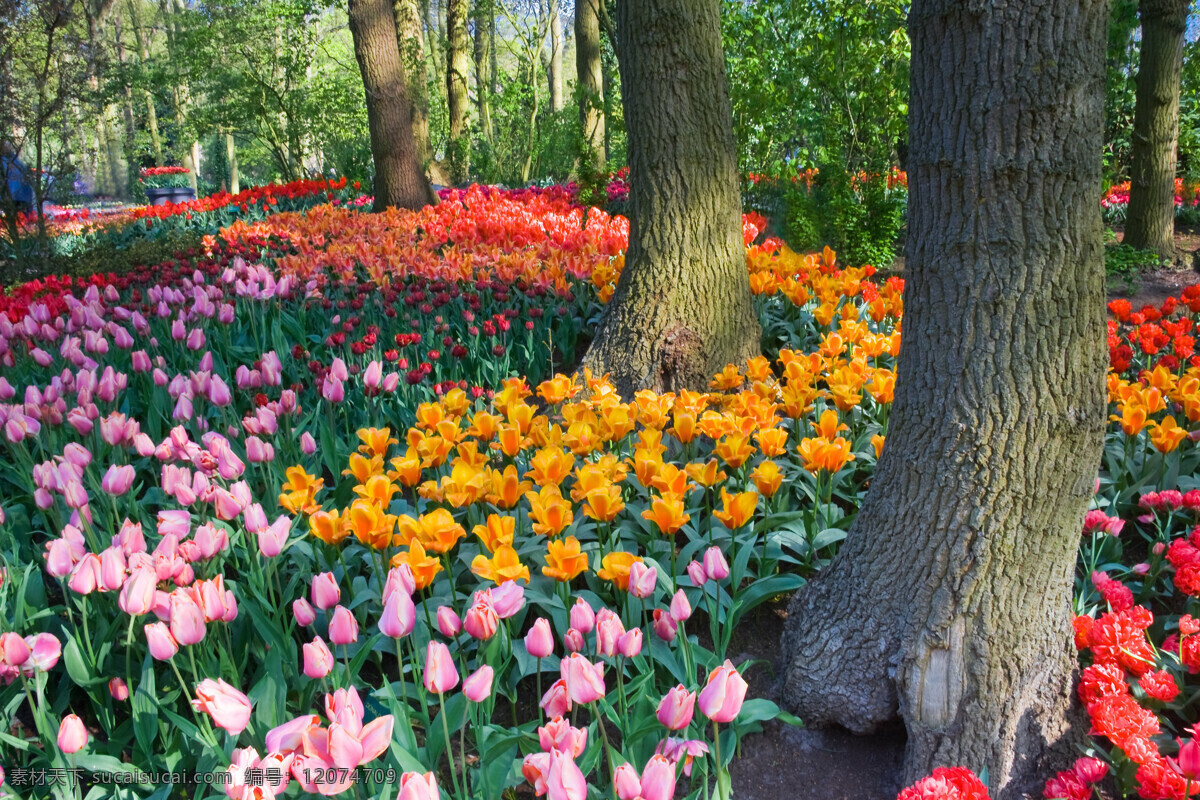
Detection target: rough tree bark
<box><xmin>394</xmin><ymin>0</ymin><xmax>433</xmax><ymax>166</ymax></box>
<box><xmin>1124</xmin><ymin>0</ymin><xmax>1189</xmax><ymax>260</ymax></box>
<box><xmin>575</xmin><ymin>0</ymin><xmax>604</xmax><ymax>171</ymax></box>
<box><xmin>579</xmin><ymin>0</ymin><xmax>760</xmax><ymax>397</ymax></box>
<box><xmin>445</xmin><ymin>0</ymin><xmax>471</xmax><ymax>182</ymax></box>
<box><xmin>780</xmin><ymin>2</ymin><xmax>1109</xmax><ymax>797</ymax></box>
<box><xmin>348</xmin><ymin>0</ymin><xmax>437</xmax><ymax>211</ymax></box>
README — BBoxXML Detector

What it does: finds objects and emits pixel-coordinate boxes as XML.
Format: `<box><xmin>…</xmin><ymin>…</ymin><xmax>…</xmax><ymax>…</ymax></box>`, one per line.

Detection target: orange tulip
<box><xmin>348</xmin><ymin>500</ymin><xmax>396</xmax><ymax>550</ymax></box>
<box><xmin>356</xmin><ymin>427</ymin><xmax>398</xmax><ymax>457</ymax></box>
<box><xmin>388</xmin><ymin>449</ymin><xmax>424</xmax><ymax>487</ymax></box>
<box><xmin>417</xmin><ymin>508</ymin><xmax>467</xmax><ymax>554</ymax></box>
<box><xmin>670</xmin><ymin>410</ymin><xmax>698</xmax><ymax>444</ymax></box>
<box><xmin>309</xmin><ymin>508</ymin><xmax>350</xmax><ymax>545</ymax></box>
<box><xmin>415</xmin><ymin>402</ymin><xmax>446</xmax><ymax>432</ymax></box>
<box><xmin>488</xmin><ymin>465</ymin><xmax>532</xmax><ymax>509</ymax></box>
<box><xmin>685</xmin><ymin>459</ymin><xmax>728</xmax><ymax>489</ymax></box>
<box><xmin>440</xmin><ymin>462</ymin><xmax>489</xmax><ymax>508</ymax></box>
<box><xmin>755</xmin><ymin>427</ymin><xmax>788</xmax><ymax>458</ymax></box>
<box><xmin>650</xmin><ymin>462</ymin><xmax>691</xmax><ymax>497</ymax></box>
<box><xmin>466</xmin><ymin>410</ymin><xmax>503</xmax><ymax>442</ymax></box>
<box><xmin>471</xmin><ymin>545</ymin><xmax>532</xmax><ymax>585</ymax></box>
<box><xmin>571</xmin><ymin>463</ymin><xmax>610</xmax><ymax>502</ymax></box>
<box><xmin>390</xmin><ymin>539</ymin><xmax>442</xmax><ymax>590</ymax></box>
<box><xmin>473</xmin><ymin>514</ymin><xmax>516</xmax><ymax>552</ymax></box>
<box><xmin>494</xmin><ymin>424</ymin><xmax>526</xmax><ymax>458</ymax></box>
<box><xmin>582</xmin><ymin>484</ymin><xmax>625</xmax><ymax>522</ymax></box>
<box><xmin>543</xmin><ymin>536</ymin><xmax>589</xmax><ymax>582</ymax></box>
<box><xmin>750</xmin><ymin>460</ymin><xmax>784</xmax><ymax>498</ymax></box>
<box><xmin>871</xmin><ymin>434</ymin><xmax>885</xmax><ymax>458</ymax></box>
<box><xmin>714</xmin><ymin>433</ymin><xmax>755</xmax><ymax>469</ymax></box>
<box><xmin>353</xmin><ymin>474</ymin><xmax>400</xmax><ymax>506</ymax></box>
<box><xmin>811</xmin><ymin>409</ymin><xmax>848</xmax><ymax>440</ymax></box>
<box><xmin>713</xmin><ymin>489</ymin><xmax>759</xmax><ymax>529</ymax></box>
<box><xmin>633</xmin><ymin>390</ymin><xmax>675</xmax><ymax>429</ymax></box>
<box><xmin>709</xmin><ymin>364</ymin><xmax>744</xmax><ymax>391</ymax></box>
<box><xmin>525</xmin><ymin>484</ymin><xmax>574</xmax><ymax>537</ymax></box>
<box><xmin>641</xmin><ymin>493</ymin><xmax>690</xmax><ymax>536</ymax></box>
<box><xmin>537</xmin><ymin>374</ymin><xmax>582</xmax><ymax>405</ymax></box>
<box><xmin>530</xmin><ymin>445</ymin><xmax>576</xmax><ymax>487</ymax></box>
<box><xmin>1150</xmin><ymin>416</ymin><xmax>1188</xmax><ymax>454</ymax></box>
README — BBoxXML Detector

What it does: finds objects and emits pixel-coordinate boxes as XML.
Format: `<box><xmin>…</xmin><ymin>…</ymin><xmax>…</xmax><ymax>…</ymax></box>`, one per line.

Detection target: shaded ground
<box><xmin>1107</xmin><ymin>226</ymin><xmax>1200</xmax><ymax>307</ymax></box>
<box><xmin>726</xmin><ymin>601</ymin><xmax>906</xmax><ymax>800</ymax></box>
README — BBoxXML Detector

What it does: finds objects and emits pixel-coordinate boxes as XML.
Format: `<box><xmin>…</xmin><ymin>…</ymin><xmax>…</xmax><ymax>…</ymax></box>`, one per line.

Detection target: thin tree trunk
<box><xmin>126</xmin><ymin>0</ymin><xmax>163</xmax><ymax>165</ymax></box>
<box><xmin>579</xmin><ymin>0</ymin><xmax>760</xmax><ymax>396</ymax></box>
<box><xmin>226</xmin><ymin>131</ymin><xmax>239</xmax><ymax>194</ymax></box>
<box><xmin>1124</xmin><ymin>0</ymin><xmax>1188</xmax><ymax>260</ymax></box>
<box><xmin>547</xmin><ymin>0</ymin><xmax>563</xmax><ymax>112</ymax></box>
<box><xmin>575</xmin><ymin>0</ymin><xmax>604</xmax><ymax>171</ymax></box>
<box><xmin>780</xmin><ymin>1</ymin><xmax>1109</xmax><ymax>797</ymax></box>
<box><xmin>395</xmin><ymin>0</ymin><xmax>433</xmax><ymax>164</ymax></box>
<box><xmin>445</xmin><ymin>0</ymin><xmax>470</xmax><ymax>182</ymax></box>
<box><xmin>348</xmin><ymin>0</ymin><xmax>437</xmax><ymax>210</ymax></box>
<box><xmin>473</xmin><ymin>0</ymin><xmax>493</xmax><ymax>144</ymax></box>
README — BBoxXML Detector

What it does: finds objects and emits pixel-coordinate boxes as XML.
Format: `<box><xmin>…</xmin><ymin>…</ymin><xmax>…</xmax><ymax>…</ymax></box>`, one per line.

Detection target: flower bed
<box><xmin>0</xmin><ymin>187</ymin><xmax>1198</xmax><ymax>799</ymax></box>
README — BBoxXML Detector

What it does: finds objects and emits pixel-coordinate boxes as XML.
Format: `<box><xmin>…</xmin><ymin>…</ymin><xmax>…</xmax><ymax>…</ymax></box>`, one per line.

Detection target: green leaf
<box><xmin>133</xmin><ymin>654</ymin><xmax>159</xmax><ymax>759</ymax></box>
<box><xmin>63</xmin><ymin>635</ymin><xmax>100</xmax><ymax>687</ymax></box>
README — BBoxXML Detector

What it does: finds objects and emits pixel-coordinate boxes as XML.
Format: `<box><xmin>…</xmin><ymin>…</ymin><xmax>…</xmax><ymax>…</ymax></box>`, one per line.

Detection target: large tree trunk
<box><xmin>225</xmin><ymin>131</ymin><xmax>239</xmax><ymax>194</ymax></box>
<box><xmin>547</xmin><ymin>0</ymin><xmax>563</xmax><ymax>113</ymax></box>
<box><xmin>394</xmin><ymin>0</ymin><xmax>433</xmax><ymax>165</ymax></box>
<box><xmin>445</xmin><ymin>0</ymin><xmax>470</xmax><ymax>182</ymax></box>
<box><xmin>1123</xmin><ymin>0</ymin><xmax>1188</xmax><ymax>260</ymax></box>
<box><xmin>779</xmin><ymin>1</ymin><xmax>1110</xmax><ymax>798</ymax></box>
<box><xmin>579</xmin><ymin>0</ymin><xmax>760</xmax><ymax>397</ymax></box>
<box><xmin>575</xmin><ymin>0</ymin><xmax>604</xmax><ymax>171</ymax></box>
<box><xmin>348</xmin><ymin>0</ymin><xmax>437</xmax><ymax>211</ymax></box>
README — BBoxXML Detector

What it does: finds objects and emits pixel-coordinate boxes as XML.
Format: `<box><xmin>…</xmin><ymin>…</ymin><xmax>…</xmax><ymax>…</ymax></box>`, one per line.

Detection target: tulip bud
<box><xmin>669</xmin><ymin>589</ymin><xmax>692</xmax><ymax>623</ymax></box>
<box><xmin>437</xmin><ymin>606</ymin><xmax>462</xmax><ymax>637</ymax></box>
<box><xmin>57</xmin><ymin>714</ymin><xmax>89</xmax><ymax>753</ymax></box>
<box><xmin>311</xmin><ymin>572</ymin><xmax>340</xmax><ymax>610</ymax></box>
<box><xmin>569</xmin><ymin>597</ymin><xmax>595</xmax><ymax>634</ymax></box>
<box><xmin>303</xmin><ymin>637</ymin><xmax>334</xmax><ymax>679</ymax></box>
<box><xmin>423</xmin><ymin>641</ymin><xmax>459</xmax><ymax>694</ymax></box>
<box><xmin>328</xmin><ymin>605</ymin><xmax>359</xmax><ymax>645</ymax></box>
<box><xmin>703</xmin><ymin>547</ymin><xmax>730</xmax><ymax>580</ymax></box>
<box><xmin>463</xmin><ymin>666</ymin><xmax>495</xmax><ymax>702</ymax></box>
<box><xmin>109</xmin><ymin>677</ymin><xmax>130</xmax><ymax>701</ymax></box>
<box><xmin>525</xmin><ymin>617</ymin><xmax>555</xmax><ymax>658</ymax></box>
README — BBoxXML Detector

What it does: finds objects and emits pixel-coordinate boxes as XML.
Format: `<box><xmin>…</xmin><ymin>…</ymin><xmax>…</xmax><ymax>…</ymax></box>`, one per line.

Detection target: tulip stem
<box><xmin>124</xmin><ymin>615</ymin><xmax>135</xmax><ymax>700</ymax></box>
<box><xmin>712</xmin><ymin>720</ymin><xmax>730</xmax><ymax>800</ymax></box>
<box><xmin>77</xmin><ymin>595</ymin><xmax>97</xmax><ymax>666</ymax></box>
<box><xmin>536</xmin><ymin>657</ymin><xmax>543</xmax><ymax>723</ymax></box>
<box><xmin>438</xmin><ymin>690</ymin><xmax>464</xmax><ymax>800</ymax></box>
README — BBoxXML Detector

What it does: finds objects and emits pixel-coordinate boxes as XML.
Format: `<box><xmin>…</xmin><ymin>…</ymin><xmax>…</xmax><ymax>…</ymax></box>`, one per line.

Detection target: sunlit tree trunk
<box><xmin>547</xmin><ymin>0</ymin><xmax>563</xmax><ymax>112</ymax></box>
<box><xmin>445</xmin><ymin>0</ymin><xmax>471</xmax><ymax>182</ymax></box>
<box><xmin>225</xmin><ymin>131</ymin><xmax>239</xmax><ymax>194</ymax></box>
<box><xmin>579</xmin><ymin>0</ymin><xmax>760</xmax><ymax>395</ymax></box>
<box><xmin>780</xmin><ymin>1</ymin><xmax>1110</xmax><ymax>797</ymax></box>
<box><xmin>473</xmin><ymin>0</ymin><xmax>494</xmax><ymax>144</ymax></box>
<box><xmin>575</xmin><ymin>0</ymin><xmax>604</xmax><ymax>172</ymax></box>
<box><xmin>1124</xmin><ymin>0</ymin><xmax>1188</xmax><ymax>260</ymax></box>
<box><xmin>395</xmin><ymin>0</ymin><xmax>433</xmax><ymax>164</ymax></box>
<box><xmin>348</xmin><ymin>0</ymin><xmax>437</xmax><ymax>210</ymax></box>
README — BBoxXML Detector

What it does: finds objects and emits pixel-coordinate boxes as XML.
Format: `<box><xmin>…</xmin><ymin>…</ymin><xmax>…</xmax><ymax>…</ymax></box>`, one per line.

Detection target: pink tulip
<box><xmin>563</xmin><ymin>628</ymin><xmax>584</xmax><ymax>653</ymax></box>
<box><xmin>300</xmin><ymin>432</ymin><xmax>317</xmax><ymax>454</ymax></box>
<box><xmin>144</xmin><ymin>622</ymin><xmax>179</xmax><ymax>660</ymax></box>
<box><xmin>265</xmin><ymin>713</ymin><xmax>320</xmax><ymax>754</ymax></box>
<box><xmin>686</xmin><ymin>560</ymin><xmax>707</xmax><ymax>586</ymax></box>
<box><xmin>45</xmin><ymin>538</ymin><xmax>76</xmax><ymax>577</ymax></box>
<box><xmin>383</xmin><ymin>564</ymin><xmax>416</xmax><ymax>601</ymax></box>
<box><xmin>379</xmin><ymin>589</ymin><xmax>416</xmax><ymax>638</ymax></box>
<box><xmin>628</xmin><ymin>562</ymin><xmax>657</xmax><ymax>599</ymax></box>
<box><xmin>293</xmin><ymin>598</ymin><xmax>317</xmax><ymax>627</ymax></box>
<box><xmin>311</xmin><ymin>572</ymin><xmax>340</xmax><ymax>610</ymax></box>
<box><xmin>328</xmin><ymin>606</ymin><xmax>359</xmax><ymax>645</ymax></box>
<box><xmin>490</xmin><ymin>581</ymin><xmax>526</xmax><ymax>618</ymax></box>
<box><xmin>1</xmin><ymin>632</ymin><xmax>29</xmax><ymax>665</ymax></box>
<box><xmin>538</xmin><ymin>716</ymin><xmax>587</xmax><ymax>757</ymax></box>
<box><xmin>569</xmin><ymin>597</ymin><xmax>595</xmax><ymax>634</ymax></box>
<box><xmin>546</xmin><ymin>748</ymin><xmax>587</xmax><ymax>800</ymax></box>
<box><xmin>57</xmin><ymin>714</ymin><xmax>88</xmax><ymax>753</ymax></box>
<box><xmin>63</xmin><ymin>442</ymin><xmax>92</xmax><ymax>470</ymax></box>
<box><xmin>595</xmin><ymin>610</ymin><xmax>626</xmax><ymax>657</ymax></box>
<box><xmin>157</xmin><ymin>509</ymin><xmax>191</xmax><ymax>538</ymax></box>
<box><xmin>170</xmin><ymin>592</ymin><xmax>207</xmax><ymax>646</ymax></box>
<box><xmin>656</xmin><ymin>685</ymin><xmax>696</xmax><ymax>730</ymax></box>
<box><xmin>68</xmin><ymin>554</ymin><xmax>102</xmax><ymax>595</ymax></box>
<box><xmin>703</xmin><ymin>546</ymin><xmax>730</xmax><ymax>580</ymax></box>
<box><xmin>525</xmin><ymin>617</ymin><xmax>554</xmax><ymax>658</ymax></box>
<box><xmin>193</xmin><ymin>678</ymin><xmax>253</xmax><ymax>735</ymax></box>
<box><xmin>463</xmin><ymin>598</ymin><xmax>499</xmax><ymax>640</ymax></box>
<box><xmin>463</xmin><ymin>666</ymin><xmax>495</xmax><ymax>702</ymax></box>
<box><xmin>257</xmin><ymin>516</ymin><xmax>290</xmax><ymax>558</ymax></box>
<box><xmin>424</xmin><ymin>641</ymin><xmax>459</xmax><ymax>693</ymax></box>
<box><xmin>540</xmin><ymin>678</ymin><xmax>571</xmax><ymax>717</ymax></box>
<box><xmin>363</xmin><ymin>360</ymin><xmax>383</xmax><ymax>393</ymax></box>
<box><xmin>303</xmin><ymin>637</ymin><xmax>334</xmax><ymax>679</ymax></box>
<box><xmin>614</xmin><ymin>763</ymin><xmax>641</xmax><ymax>800</ymax></box>
<box><xmin>99</xmin><ymin>546</ymin><xmax>126</xmax><ymax>591</ymax></box>
<box><xmin>639</xmin><ymin>754</ymin><xmax>678</xmax><ymax>800</ymax></box>
<box><xmin>109</xmin><ymin>677</ymin><xmax>130</xmax><ymax>701</ymax></box>
<box><xmin>560</xmin><ymin>654</ymin><xmax>606</xmax><ymax>704</ymax></box>
<box><xmin>23</xmin><ymin>632</ymin><xmax>62</xmax><ymax>673</ymax></box>
<box><xmin>397</xmin><ymin>772</ymin><xmax>440</xmax><ymax>800</ymax></box>
<box><xmin>698</xmin><ymin>660</ymin><xmax>748</xmax><ymax>723</ymax></box>
<box><xmin>209</xmin><ymin>375</ymin><xmax>232</xmax><ymax>406</ymax></box>
<box><xmin>1178</xmin><ymin>738</ymin><xmax>1200</xmax><ymax>780</ymax></box>
<box><xmin>652</xmin><ymin>609</ymin><xmax>677</xmax><ymax>642</ymax></box>
<box><xmin>669</xmin><ymin>589</ymin><xmax>692</xmax><ymax>623</ymax></box>
<box><xmin>437</xmin><ymin>606</ymin><xmax>462</xmax><ymax>637</ymax></box>
<box><xmin>617</xmin><ymin>629</ymin><xmax>643</xmax><ymax>659</ymax></box>
<box><xmin>322</xmin><ymin>375</ymin><xmax>345</xmax><ymax>403</ymax></box>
